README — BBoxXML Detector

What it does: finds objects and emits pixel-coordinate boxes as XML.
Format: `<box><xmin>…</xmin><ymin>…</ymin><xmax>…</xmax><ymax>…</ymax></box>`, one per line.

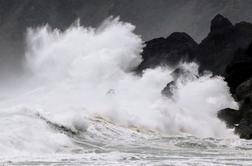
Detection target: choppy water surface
<box><xmin>0</xmin><ymin>116</ymin><xmax>251</xmax><ymax>166</ymax></box>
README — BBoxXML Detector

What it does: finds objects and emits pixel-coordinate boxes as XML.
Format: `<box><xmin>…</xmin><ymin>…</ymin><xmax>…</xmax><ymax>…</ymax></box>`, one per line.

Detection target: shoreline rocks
<box><xmin>138</xmin><ymin>14</ymin><xmax>252</xmax><ymax>139</ymax></box>
<box><xmin>136</xmin><ymin>32</ymin><xmax>198</xmax><ymax>72</ymax></box>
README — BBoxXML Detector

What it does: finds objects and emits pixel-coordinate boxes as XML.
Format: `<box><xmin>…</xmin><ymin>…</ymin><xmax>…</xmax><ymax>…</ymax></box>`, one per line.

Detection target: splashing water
<box><xmin>0</xmin><ymin>18</ymin><xmax>247</xmax><ymax>165</ymax></box>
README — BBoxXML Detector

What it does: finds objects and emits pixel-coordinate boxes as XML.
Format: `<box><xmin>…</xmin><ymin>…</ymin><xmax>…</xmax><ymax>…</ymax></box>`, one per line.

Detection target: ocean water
<box><xmin>1</xmin><ymin>120</ymin><xmax>252</xmax><ymax>166</ymax></box>
<box><xmin>0</xmin><ymin>17</ymin><xmax>250</xmax><ymax>166</ymax></box>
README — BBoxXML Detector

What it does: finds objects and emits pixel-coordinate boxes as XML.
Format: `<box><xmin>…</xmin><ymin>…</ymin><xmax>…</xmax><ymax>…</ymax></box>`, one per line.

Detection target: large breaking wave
<box><xmin>0</xmin><ymin>18</ymin><xmax>238</xmax><ymax>155</ymax></box>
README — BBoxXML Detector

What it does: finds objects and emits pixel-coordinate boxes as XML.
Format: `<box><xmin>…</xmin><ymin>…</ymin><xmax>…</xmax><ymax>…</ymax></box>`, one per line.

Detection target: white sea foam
<box><xmin>0</xmin><ymin>17</ymin><xmax>238</xmax><ymax>154</ymax></box>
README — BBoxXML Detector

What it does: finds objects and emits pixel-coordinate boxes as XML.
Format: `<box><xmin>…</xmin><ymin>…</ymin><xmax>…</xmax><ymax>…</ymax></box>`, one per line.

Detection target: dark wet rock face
<box><xmin>217</xmin><ymin>108</ymin><xmax>242</xmax><ymax>128</ymax></box>
<box><xmin>225</xmin><ymin>43</ymin><xmax>252</xmax><ymax>94</ymax></box>
<box><xmin>161</xmin><ymin>67</ymin><xmax>188</xmax><ymax>97</ymax></box>
<box><xmin>136</xmin><ymin>32</ymin><xmax>198</xmax><ymax>72</ymax></box>
<box><xmin>162</xmin><ymin>81</ymin><xmax>176</xmax><ymax>97</ymax></box>
<box><xmin>139</xmin><ymin>14</ymin><xmax>252</xmax><ymax>139</ymax></box>
<box><xmin>138</xmin><ymin>14</ymin><xmax>252</xmax><ymax>76</ymax></box>
<box><xmin>210</xmin><ymin>14</ymin><xmax>233</xmax><ymax>33</ymax></box>
<box><xmin>235</xmin><ymin>111</ymin><xmax>252</xmax><ymax>139</ymax></box>
<box><xmin>218</xmin><ymin>42</ymin><xmax>252</xmax><ymax>139</ymax></box>
<box><xmin>195</xmin><ymin>15</ymin><xmax>252</xmax><ymax>75</ymax></box>
<box><xmin>161</xmin><ymin>66</ymin><xmax>198</xmax><ymax>98</ymax></box>
<box><xmin>235</xmin><ymin>78</ymin><xmax>252</xmax><ymax>101</ymax></box>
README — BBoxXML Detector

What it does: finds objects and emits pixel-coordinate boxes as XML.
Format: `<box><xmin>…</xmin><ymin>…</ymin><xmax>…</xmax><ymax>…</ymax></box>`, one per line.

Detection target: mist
<box><xmin>0</xmin><ymin>18</ymin><xmax>239</xmax><ymax>155</ymax></box>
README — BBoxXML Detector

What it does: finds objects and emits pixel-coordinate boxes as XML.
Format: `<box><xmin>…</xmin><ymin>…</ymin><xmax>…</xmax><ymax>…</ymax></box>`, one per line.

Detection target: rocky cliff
<box><xmin>138</xmin><ymin>14</ymin><xmax>252</xmax><ymax>139</ymax></box>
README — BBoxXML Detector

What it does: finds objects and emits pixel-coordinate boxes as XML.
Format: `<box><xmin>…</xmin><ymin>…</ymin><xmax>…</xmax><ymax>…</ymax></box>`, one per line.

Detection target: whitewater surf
<box><xmin>0</xmin><ymin>18</ymin><xmax>251</xmax><ymax>165</ymax></box>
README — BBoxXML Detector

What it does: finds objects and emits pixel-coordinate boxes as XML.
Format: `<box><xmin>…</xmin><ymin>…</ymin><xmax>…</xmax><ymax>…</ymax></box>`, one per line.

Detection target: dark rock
<box><xmin>134</xmin><ymin>14</ymin><xmax>252</xmax><ymax>139</ymax></box>
<box><xmin>217</xmin><ymin>108</ymin><xmax>242</xmax><ymax>128</ymax></box>
<box><xmin>235</xmin><ymin>114</ymin><xmax>252</xmax><ymax>139</ymax></box>
<box><xmin>246</xmin><ymin>42</ymin><xmax>252</xmax><ymax>55</ymax></box>
<box><xmin>162</xmin><ymin>81</ymin><xmax>176</xmax><ymax>97</ymax></box>
<box><xmin>226</xmin><ymin>90</ymin><xmax>252</xmax><ymax>139</ymax></box>
<box><xmin>219</xmin><ymin>94</ymin><xmax>252</xmax><ymax>139</ymax></box>
<box><xmin>235</xmin><ymin>78</ymin><xmax>252</xmax><ymax>101</ymax></box>
<box><xmin>138</xmin><ymin>14</ymin><xmax>252</xmax><ymax>76</ymax></box>
<box><xmin>195</xmin><ymin>14</ymin><xmax>252</xmax><ymax>75</ymax></box>
<box><xmin>225</xmin><ymin>42</ymin><xmax>252</xmax><ymax>94</ymax></box>
<box><xmin>210</xmin><ymin>14</ymin><xmax>233</xmax><ymax>33</ymax></box>
<box><xmin>161</xmin><ymin>66</ymin><xmax>198</xmax><ymax>97</ymax></box>
<box><xmin>225</xmin><ymin>94</ymin><xmax>252</xmax><ymax>139</ymax></box>
<box><xmin>218</xmin><ymin>41</ymin><xmax>252</xmax><ymax>139</ymax></box>
<box><xmin>136</xmin><ymin>32</ymin><xmax>198</xmax><ymax>72</ymax></box>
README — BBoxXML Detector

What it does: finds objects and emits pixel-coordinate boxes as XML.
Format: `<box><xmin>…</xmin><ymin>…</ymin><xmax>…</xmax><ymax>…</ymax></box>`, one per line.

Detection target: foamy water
<box><xmin>0</xmin><ymin>18</ymin><xmax>250</xmax><ymax>165</ymax></box>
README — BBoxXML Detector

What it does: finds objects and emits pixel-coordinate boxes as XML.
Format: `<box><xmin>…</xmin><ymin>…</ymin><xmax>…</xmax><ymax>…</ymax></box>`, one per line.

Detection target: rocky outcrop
<box><xmin>225</xmin><ymin>42</ymin><xmax>252</xmax><ymax>94</ymax></box>
<box><xmin>138</xmin><ymin>14</ymin><xmax>252</xmax><ymax>76</ymax></box>
<box><xmin>138</xmin><ymin>14</ymin><xmax>252</xmax><ymax>139</ymax></box>
<box><xmin>136</xmin><ymin>32</ymin><xmax>198</xmax><ymax>72</ymax></box>
<box><xmin>218</xmin><ymin>42</ymin><xmax>252</xmax><ymax>139</ymax></box>
<box><xmin>162</xmin><ymin>66</ymin><xmax>198</xmax><ymax>97</ymax></box>
<box><xmin>217</xmin><ymin>108</ymin><xmax>242</xmax><ymax>128</ymax></box>
<box><xmin>195</xmin><ymin>14</ymin><xmax>252</xmax><ymax>75</ymax></box>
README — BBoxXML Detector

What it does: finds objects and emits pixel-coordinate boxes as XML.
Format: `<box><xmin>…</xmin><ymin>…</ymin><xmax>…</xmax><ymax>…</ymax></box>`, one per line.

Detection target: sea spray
<box><xmin>0</xmin><ymin>17</ymin><xmax>238</xmax><ymax>154</ymax></box>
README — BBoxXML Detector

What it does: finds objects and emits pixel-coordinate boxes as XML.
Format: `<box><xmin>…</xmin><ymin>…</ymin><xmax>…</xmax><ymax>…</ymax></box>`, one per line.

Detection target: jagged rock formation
<box><xmin>218</xmin><ymin>42</ymin><xmax>252</xmax><ymax>139</ymax></box>
<box><xmin>136</xmin><ymin>32</ymin><xmax>198</xmax><ymax>72</ymax></box>
<box><xmin>138</xmin><ymin>14</ymin><xmax>252</xmax><ymax>76</ymax></box>
<box><xmin>225</xmin><ymin>42</ymin><xmax>252</xmax><ymax>94</ymax></box>
<box><xmin>161</xmin><ymin>65</ymin><xmax>198</xmax><ymax>97</ymax></box>
<box><xmin>217</xmin><ymin>108</ymin><xmax>242</xmax><ymax>128</ymax></box>
<box><xmin>138</xmin><ymin>14</ymin><xmax>252</xmax><ymax>139</ymax></box>
<box><xmin>195</xmin><ymin>14</ymin><xmax>252</xmax><ymax>75</ymax></box>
